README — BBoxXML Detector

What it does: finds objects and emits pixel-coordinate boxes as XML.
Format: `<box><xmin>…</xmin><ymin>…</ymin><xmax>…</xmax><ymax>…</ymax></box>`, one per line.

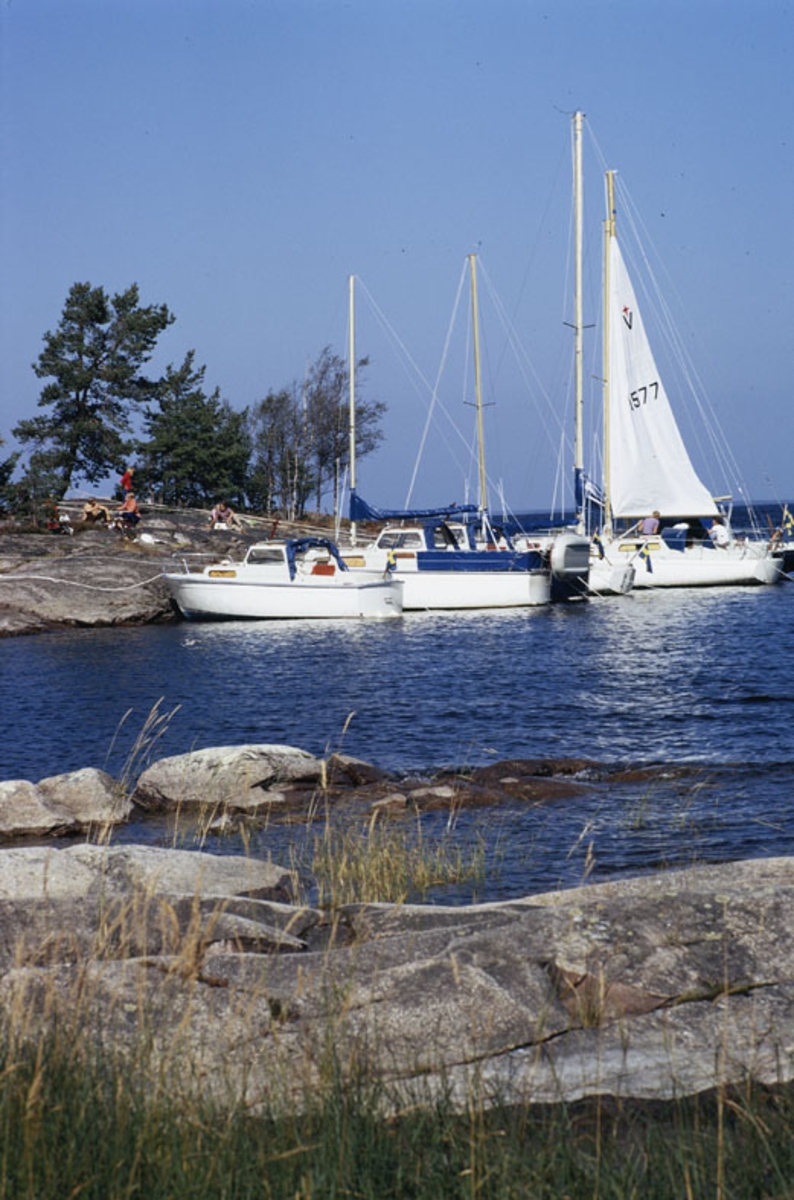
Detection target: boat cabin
<box><xmin>374</xmin><ymin>522</ymin><xmax>464</xmax><ymax>553</ymax></box>
<box><xmin>372</xmin><ymin>519</ymin><xmax>511</xmax><ymax>554</ymax></box>
<box><xmin>222</xmin><ymin>538</ymin><xmax>346</xmax><ymax>580</ymax></box>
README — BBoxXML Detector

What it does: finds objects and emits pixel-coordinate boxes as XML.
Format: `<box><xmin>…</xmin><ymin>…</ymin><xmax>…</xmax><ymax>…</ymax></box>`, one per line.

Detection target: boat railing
<box><xmin>161</xmin><ymin>552</ymin><xmax>236</xmax><ymax>576</ymax></box>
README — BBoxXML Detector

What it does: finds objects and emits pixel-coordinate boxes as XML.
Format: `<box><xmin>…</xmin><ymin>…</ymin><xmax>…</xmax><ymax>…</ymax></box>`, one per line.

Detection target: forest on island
<box><xmin>0</xmin><ymin>281</ymin><xmax>386</xmax><ymax>520</ymax></box>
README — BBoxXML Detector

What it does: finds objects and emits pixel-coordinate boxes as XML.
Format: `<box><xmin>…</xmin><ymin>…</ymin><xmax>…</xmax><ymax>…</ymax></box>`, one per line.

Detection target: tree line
<box><xmin>0</xmin><ymin>281</ymin><xmax>386</xmax><ymax>519</ymax></box>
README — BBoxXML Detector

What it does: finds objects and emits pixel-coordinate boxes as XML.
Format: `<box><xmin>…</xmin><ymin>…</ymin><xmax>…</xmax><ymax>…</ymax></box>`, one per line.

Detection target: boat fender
<box><xmin>611</xmin><ymin>565</ymin><xmax>635</xmax><ymax>594</ymax></box>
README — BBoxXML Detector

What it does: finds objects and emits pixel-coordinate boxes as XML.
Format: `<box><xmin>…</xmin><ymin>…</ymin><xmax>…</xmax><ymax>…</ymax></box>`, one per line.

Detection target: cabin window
<box><xmin>377</xmin><ymin>531</ymin><xmax>422</xmax><ymax>549</ymax></box>
<box><xmin>431</xmin><ymin>525</ymin><xmax>458</xmax><ymax>549</ymax></box>
<box><xmin>247</xmin><ymin>548</ymin><xmax>285</xmax><ymax>565</ymax></box>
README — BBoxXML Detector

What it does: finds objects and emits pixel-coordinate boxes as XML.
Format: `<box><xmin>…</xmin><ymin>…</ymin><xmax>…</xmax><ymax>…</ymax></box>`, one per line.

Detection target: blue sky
<box><xmin>1</xmin><ymin>0</ymin><xmax>792</xmax><ymax>512</ymax></box>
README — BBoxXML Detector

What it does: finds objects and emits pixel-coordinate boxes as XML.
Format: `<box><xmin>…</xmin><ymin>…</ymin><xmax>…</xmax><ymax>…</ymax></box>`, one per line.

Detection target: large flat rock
<box><xmin>1</xmin><ymin>850</ymin><xmax>793</xmax><ymax>1112</ymax></box>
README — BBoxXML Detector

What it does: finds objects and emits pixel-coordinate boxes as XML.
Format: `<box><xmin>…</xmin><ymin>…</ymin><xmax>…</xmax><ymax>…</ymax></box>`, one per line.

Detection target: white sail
<box><xmin>607</xmin><ymin>236</ymin><xmax>717</xmax><ymax>519</ymax></box>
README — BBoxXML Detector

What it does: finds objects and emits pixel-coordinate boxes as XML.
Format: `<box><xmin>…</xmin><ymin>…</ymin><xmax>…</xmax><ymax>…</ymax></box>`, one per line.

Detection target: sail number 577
<box><xmin>629</xmin><ymin>381</ymin><xmax>659</xmax><ymax>410</ymax></box>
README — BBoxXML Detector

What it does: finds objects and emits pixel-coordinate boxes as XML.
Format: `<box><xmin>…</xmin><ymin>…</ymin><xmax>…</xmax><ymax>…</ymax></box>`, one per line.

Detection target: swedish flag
<box><xmin>784</xmin><ymin>509</ymin><xmax>794</xmax><ymax>535</ymax></box>
<box><xmin>592</xmin><ymin>533</ymin><xmax>605</xmax><ymax>560</ymax></box>
<box><xmin>639</xmin><ymin>543</ymin><xmax>653</xmax><ymax>573</ymax></box>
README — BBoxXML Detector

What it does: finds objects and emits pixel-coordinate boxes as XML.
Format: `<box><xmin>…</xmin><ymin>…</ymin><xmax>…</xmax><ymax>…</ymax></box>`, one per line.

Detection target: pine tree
<box><xmin>14</xmin><ymin>283</ymin><xmax>174</xmax><ymax>495</ymax></box>
<box><xmin>0</xmin><ymin>437</ymin><xmax>20</xmax><ymax>513</ymax></box>
<box><xmin>139</xmin><ymin>351</ymin><xmax>250</xmax><ymax>507</ymax></box>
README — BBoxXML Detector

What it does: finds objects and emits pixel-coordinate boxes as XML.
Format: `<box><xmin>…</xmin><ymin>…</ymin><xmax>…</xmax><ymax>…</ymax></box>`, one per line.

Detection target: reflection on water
<box><xmin>3</xmin><ymin>584</ymin><xmax>794</xmax><ymax>900</ymax></box>
<box><xmin>3</xmin><ymin>587</ymin><xmax>793</xmax><ymax>777</ymax></box>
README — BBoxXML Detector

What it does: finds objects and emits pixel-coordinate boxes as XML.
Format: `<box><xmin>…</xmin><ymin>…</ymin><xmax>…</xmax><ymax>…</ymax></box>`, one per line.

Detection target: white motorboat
<box><xmin>567</xmin><ymin>114</ymin><xmax>780</xmax><ymax>593</ymax></box>
<box><xmin>163</xmin><ymin>537</ymin><xmax>403</xmax><ymax>620</ymax></box>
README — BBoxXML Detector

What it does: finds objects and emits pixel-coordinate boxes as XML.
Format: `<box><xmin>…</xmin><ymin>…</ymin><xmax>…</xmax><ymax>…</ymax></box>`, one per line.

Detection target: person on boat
<box><xmin>709</xmin><ymin>517</ymin><xmax>730</xmax><ymax>547</ymax></box>
<box><xmin>114</xmin><ymin>493</ymin><xmax>141</xmax><ymax>532</ymax></box>
<box><xmin>209</xmin><ymin>501</ymin><xmax>243</xmax><ymax>531</ymax></box>
<box><xmin>640</xmin><ymin>511</ymin><xmax>660</xmax><ymax>536</ymax></box>
<box><xmin>82</xmin><ymin>497</ymin><xmax>111</xmax><ymax>525</ymax></box>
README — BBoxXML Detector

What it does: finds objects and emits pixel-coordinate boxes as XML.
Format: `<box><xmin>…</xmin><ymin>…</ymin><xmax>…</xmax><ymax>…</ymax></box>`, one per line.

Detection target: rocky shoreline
<box><xmin>1</xmin><ymin>739</ymin><xmax>793</xmax><ymax>1110</ymax></box>
<box><xmin>0</xmin><ymin>739</ymin><xmax>699</xmax><ymax>843</ymax></box>
<box><xmin>3</xmin><ymin>838</ymin><xmax>793</xmax><ymax>1112</ymax></box>
<box><xmin>0</xmin><ymin>501</ymin><xmax>333</xmax><ymax>637</ymax></box>
<box><xmin>4</xmin><ymin>516</ymin><xmax>793</xmax><ymax>1111</ymax></box>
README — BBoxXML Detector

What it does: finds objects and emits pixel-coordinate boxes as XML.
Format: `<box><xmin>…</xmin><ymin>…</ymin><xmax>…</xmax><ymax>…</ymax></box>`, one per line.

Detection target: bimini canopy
<box><xmin>286</xmin><ymin>537</ymin><xmax>348</xmax><ymax>580</ymax></box>
<box><xmin>350</xmin><ymin>490</ymin><xmax>478</xmax><ymax>524</ymax></box>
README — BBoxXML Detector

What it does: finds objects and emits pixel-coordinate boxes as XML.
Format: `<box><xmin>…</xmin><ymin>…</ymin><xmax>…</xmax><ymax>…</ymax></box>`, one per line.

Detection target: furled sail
<box><xmin>607</xmin><ymin>237</ymin><xmax>717</xmax><ymax>519</ymax></box>
<box><xmin>349</xmin><ymin>491</ymin><xmax>477</xmax><ymax>523</ymax></box>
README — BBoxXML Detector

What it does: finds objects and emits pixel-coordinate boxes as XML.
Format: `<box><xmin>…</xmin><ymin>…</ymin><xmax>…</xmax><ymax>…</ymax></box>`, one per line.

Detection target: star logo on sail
<box><xmin>622</xmin><ymin>306</ymin><xmax>633</xmax><ymax>329</ymax></box>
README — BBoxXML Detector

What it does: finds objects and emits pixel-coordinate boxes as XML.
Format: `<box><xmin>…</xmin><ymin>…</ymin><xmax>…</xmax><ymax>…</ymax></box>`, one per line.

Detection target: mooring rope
<box><xmin>0</xmin><ymin>572</ymin><xmax>167</xmax><ymax>593</ymax></box>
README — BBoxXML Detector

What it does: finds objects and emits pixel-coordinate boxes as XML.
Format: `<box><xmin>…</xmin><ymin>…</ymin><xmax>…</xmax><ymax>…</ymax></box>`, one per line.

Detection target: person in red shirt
<box><xmin>120</xmin><ymin>466</ymin><xmax>134</xmax><ymax>494</ymax></box>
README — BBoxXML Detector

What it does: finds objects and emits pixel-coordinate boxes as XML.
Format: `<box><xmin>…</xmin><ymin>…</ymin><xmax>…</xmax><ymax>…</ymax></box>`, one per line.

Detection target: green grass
<box><xmin>303</xmin><ymin>811</ymin><xmax>488</xmax><ymax>907</ymax></box>
<box><xmin>8</xmin><ymin>721</ymin><xmax>792</xmax><ymax>1197</ymax></box>
<box><xmin>2</xmin><ymin>1032</ymin><xmax>794</xmax><ymax>1198</ymax></box>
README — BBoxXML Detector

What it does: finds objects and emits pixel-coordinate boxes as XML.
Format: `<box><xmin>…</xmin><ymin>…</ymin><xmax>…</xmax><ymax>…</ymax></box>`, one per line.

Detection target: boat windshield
<box><xmin>376</xmin><ymin>530</ymin><xmax>423</xmax><ymax>550</ymax></box>
<box><xmin>246</xmin><ymin>547</ymin><xmax>286</xmax><ymax>565</ymax></box>
<box><xmin>429</xmin><ymin>523</ymin><xmax>461</xmax><ymax>549</ymax></box>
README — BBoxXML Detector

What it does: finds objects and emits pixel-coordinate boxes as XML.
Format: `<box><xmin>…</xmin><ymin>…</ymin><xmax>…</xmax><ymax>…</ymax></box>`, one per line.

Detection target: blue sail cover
<box><xmin>349</xmin><ymin>490</ymin><xmax>478</xmax><ymax>523</ymax></box>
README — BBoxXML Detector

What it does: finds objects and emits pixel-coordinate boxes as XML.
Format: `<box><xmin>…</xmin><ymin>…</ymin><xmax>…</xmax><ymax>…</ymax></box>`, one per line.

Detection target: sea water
<box><xmin>2</xmin><ymin>582</ymin><xmax>794</xmax><ymax>900</ymax></box>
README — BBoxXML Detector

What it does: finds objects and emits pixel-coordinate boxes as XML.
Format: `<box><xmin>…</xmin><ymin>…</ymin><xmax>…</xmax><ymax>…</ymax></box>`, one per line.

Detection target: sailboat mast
<box><xmin>573</xmin><ymin>111</ymin><xmax>585</xmax><ymax>534</ymax></box>
<box><xmin>348</xmin><ymin>273</ymin><xmax>357</xmax><ymax>546</ymax></box>
<box><xmin>468</xmin><ymin>253</ymin><xmax>488</xmax><ymax>514</ymax></box>
<box><xmin>602</xmin><ymin>171</ymin><xmax>616</xmax><ymax>538</ymax></box>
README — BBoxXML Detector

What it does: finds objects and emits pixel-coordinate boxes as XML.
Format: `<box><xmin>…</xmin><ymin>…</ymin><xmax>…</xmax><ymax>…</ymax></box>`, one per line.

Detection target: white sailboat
<box><xmin>343</xmin><ymin>259</ymin><xmax>555</xmax><ymax>610</ymax></box>
<box><xmin>572</xmin><ymin>116</ymin><xmax>780</xmax><ymax>592</ymax></box>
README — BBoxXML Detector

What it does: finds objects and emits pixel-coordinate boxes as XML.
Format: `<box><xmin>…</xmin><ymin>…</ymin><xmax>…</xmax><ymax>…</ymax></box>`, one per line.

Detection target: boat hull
<box><xmin>343</xmin><ymin>542</ymin><xmax>552</xmax><ymax>610</ymax></box>
<box><xmin>394</xmin><ymin>568</ymin><xmax>551</xmax><ymax>610</ymax></box>
<box><xmin>772</xmin><ymin>545</ymin><xmax>794</xmax><ymax>576</ymax></box>
<box><xmin>588</xmin><ymin>538</ymin><xmax>781</xmax><ymax>594</ymax></box>
<box><xmin>164</xmin><ymin>575</ymin><xmax>403</xmax><ymax>620</ymax></box>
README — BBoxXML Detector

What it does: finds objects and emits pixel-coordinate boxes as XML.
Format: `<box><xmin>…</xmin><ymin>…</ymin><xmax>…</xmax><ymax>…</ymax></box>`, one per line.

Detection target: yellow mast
<box><xmin>603</xmin><ymin>170</ymin><xmax>616</xmax><ymax>538</ymax></box>
<box><xmin>348</xmin><ymin>273</ymin><xmax>357</xmax><ymax>545</ymax></box>
<box><xmin>467</xmin><ymin>253</ymin><xmax>488</xmax><ymax>514</ymax></box>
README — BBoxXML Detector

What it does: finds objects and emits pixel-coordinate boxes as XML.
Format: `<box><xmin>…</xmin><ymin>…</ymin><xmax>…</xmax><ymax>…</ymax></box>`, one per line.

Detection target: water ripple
<box><xmin>2</xmin><ymin>585</ymin><xmax>794</xmax><ymax>898</ymax></box>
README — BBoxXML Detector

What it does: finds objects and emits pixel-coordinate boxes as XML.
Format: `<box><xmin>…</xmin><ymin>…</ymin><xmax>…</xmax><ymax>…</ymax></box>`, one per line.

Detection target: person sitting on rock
<box><xmin>209</xmin><ymin>501</ymin><xmax>243</xmax><ymax>531</ymax></box>
<box><xmin>44</xmin><ymin>497</ymin><xmax>61</xmax><ymax>532</ymax></box>
<box><xmin>114</xmin><ymin>493</ymin><xmax>141</xmax><ymax>532</ymax></box>
<box><xmin>44</xmin><ymin>498</ymin><xmax>73</xmax><ymax>535</ymax></box>
<box><xmin>82</xmin><ymin>497</ymin><xmax>111</xmax><ymax>525</ymax></box>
